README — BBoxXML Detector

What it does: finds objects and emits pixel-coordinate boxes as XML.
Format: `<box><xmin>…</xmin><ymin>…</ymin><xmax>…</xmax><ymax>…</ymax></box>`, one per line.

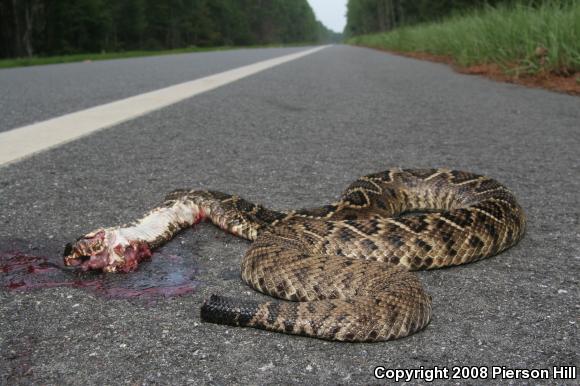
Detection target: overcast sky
<box><xmin>308</xmin><ymin>0</ymin><xmax>348</xmax><ymax>33</ymax></box>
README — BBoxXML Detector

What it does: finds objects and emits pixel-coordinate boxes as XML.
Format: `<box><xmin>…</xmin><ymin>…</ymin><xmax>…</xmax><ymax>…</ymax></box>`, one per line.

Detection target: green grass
<box><xmin>0</xmin><ymin>43</ymin><xmax>311</xmax><ymax>69</ymax></box>
<box><xmin>348</xmin><ymin>1</ymin><xmax>580</xmax><ymax>75</ymax></box>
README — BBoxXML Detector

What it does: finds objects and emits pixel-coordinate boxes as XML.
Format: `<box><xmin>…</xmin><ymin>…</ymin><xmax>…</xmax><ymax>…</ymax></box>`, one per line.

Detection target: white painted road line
<box><xmin>0</xmin><ymin>46</ymin><xmax>329</xmax><ymax>166</ymax></box>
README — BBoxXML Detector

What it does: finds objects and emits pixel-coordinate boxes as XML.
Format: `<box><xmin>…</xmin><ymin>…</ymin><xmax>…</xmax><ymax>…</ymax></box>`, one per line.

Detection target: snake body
<box><xmin>64</xmin><ymin>168</ymin><xmax>525</xmax><ymax>342</ymax></box>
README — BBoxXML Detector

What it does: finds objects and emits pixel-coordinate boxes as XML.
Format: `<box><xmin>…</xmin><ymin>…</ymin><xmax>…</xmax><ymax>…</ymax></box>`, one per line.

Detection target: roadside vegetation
<box><xmin>347</xmin><ymin>1</ymin><xmax>580</xmax><ymax>77</ymax></box>
<box><xmin>0</xmin><ymin>0</ymin><xmax>341</xmax><ymax>68</ymax></box>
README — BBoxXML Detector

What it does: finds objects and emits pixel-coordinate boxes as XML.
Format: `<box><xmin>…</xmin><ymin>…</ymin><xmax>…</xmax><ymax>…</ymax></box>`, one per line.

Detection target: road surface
<box><xmin>0</xmin><ymin>45</ymin><xmax>578</xmax><ymax>384</ymax></box>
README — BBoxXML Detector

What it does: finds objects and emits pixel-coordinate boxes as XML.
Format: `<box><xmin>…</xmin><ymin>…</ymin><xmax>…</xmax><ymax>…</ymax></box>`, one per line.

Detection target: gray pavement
<box><xmin>0</xmin><ymin>45</ymin><xmax>578</xmax><ymax>385</ymax></box>
<box><xmin>0</xmin><ymin>47</ymin><xmax>309</xmax><ymax>133</ymax></box>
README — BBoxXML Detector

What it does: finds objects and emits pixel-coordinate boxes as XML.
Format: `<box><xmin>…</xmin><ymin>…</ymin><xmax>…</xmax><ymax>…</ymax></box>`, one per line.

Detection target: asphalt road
<box><xmin>0</xmin><ymin>46</ymin><xmax>309</xmax><ymax>133</ymax></box>
<box><xmin>0</xmin><ymin>45</ymin><xmax>578</xmax><ymax>385</ymax></box>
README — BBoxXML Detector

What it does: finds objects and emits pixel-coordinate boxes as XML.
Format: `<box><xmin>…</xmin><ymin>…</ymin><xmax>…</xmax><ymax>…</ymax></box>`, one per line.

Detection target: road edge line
<box><xmin>0</xmin><ymin>45</ymin><xmax>329</xmax><ymax>167</ymax></box>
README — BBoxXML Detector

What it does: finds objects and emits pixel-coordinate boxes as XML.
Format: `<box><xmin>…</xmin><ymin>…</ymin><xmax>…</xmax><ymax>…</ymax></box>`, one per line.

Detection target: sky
<box><xmin>308</xmin><ymin>0</ymin><xmax>348</xmax><ymax>33</ymax></box>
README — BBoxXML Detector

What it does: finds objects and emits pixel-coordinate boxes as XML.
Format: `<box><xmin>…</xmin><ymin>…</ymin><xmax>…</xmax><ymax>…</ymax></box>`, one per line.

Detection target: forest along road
<box><xmin>0</xmin><ymin>45</ymin><xmax>578</xmax><ymax>384</ymax></box>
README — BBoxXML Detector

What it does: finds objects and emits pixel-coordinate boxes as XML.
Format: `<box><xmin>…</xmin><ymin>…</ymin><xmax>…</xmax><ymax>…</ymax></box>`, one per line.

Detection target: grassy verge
<box><xmin>348</xmin><ymin>1</ymin><xmax>580</xmax><ymax>76</ymax></box>
<box><xmin>0</xmin><ymin>43</ymin><xmax>311</xmax><ymax>69</ymax></box>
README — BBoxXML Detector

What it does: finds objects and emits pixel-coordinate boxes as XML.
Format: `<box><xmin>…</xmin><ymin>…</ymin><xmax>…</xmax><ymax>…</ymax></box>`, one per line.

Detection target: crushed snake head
<box><xmin>63</xmin><ymin>229</ymin><xmax>151</xmax><ymax>273</ymax></box>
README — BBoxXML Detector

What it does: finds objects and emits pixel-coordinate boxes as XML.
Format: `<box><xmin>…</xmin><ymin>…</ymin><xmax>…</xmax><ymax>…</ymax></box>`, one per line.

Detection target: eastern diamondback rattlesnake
<box><xmin>64</xmin><ymin>168</ymin><xmax>525</xmax><ymax>342</ymax></box>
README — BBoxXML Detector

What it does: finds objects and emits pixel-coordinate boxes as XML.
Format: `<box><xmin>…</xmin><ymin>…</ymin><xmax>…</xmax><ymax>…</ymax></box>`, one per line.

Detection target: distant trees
<box><xmin>0</xmin><ymin>0</ymin><xmax>339</xmax><ymax>58</ymax></box>
<box><xmin>344</xmin><ymin>0</ymin><xmax>550</xmax><ymax>37</ymax></box>
<box><xmin>317</xmin><ymin>21</ymin><xmax>343</xmax><ymax>44</ymax></box>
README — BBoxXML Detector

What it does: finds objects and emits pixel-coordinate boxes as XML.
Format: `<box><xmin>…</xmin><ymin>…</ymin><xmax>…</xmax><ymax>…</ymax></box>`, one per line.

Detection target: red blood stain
<box><xmin>0</xmin><ymin>249</ymin><xmax>199</xmax><ymax>300</ymax></box>
<box><xmin>193</xmin><ymin>209</ymin><xmax>206</xmax><ymax>225</ymax></box>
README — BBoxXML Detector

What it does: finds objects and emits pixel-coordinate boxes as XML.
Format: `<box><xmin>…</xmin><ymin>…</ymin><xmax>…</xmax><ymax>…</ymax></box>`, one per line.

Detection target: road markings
<box><xmin>0</xmin><ymin>46</ymin><xmax>329</xmax><ymax>167</ymax></box>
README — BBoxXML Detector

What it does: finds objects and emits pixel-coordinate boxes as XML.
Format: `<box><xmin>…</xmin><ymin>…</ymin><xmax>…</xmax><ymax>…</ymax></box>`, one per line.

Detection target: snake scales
<box><xmin>64</xmin><ymin>168</ymin><xmax>525</xmax><ymax>342</ymax></box>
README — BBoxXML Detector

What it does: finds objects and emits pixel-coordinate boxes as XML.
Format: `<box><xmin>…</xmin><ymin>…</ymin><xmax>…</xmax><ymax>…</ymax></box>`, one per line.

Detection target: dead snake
<box><xmin>64</xmin><ymin>168</ymin><xmax>526</xmax><ymax>342</ymax></box>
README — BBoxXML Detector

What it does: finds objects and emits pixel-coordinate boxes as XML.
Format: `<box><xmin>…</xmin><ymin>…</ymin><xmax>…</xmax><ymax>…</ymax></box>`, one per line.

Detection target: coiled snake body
<box><xmin>64</xmin><ymin>168</ymin><xmax>525</xmax><ymax>342</ymax></box>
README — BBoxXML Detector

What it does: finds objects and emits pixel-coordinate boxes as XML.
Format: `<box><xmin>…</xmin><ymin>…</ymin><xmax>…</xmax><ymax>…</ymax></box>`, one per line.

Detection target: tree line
<box><xmin>0</xmin><ymin>0</ymin><xmax>341</xmax><ymax>59</ymax></box>
<box><xmin>345</xmin><ymin>0</ymin><xmax>553</xmax><ymax>37</ymax></box>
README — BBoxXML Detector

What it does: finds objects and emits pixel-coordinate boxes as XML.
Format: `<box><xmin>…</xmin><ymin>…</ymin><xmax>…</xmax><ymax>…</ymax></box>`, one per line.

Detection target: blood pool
<box><xmin>1</xmin><ymin>249</ymin><xmax>199</xmax><ymax>300</ymax></box>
